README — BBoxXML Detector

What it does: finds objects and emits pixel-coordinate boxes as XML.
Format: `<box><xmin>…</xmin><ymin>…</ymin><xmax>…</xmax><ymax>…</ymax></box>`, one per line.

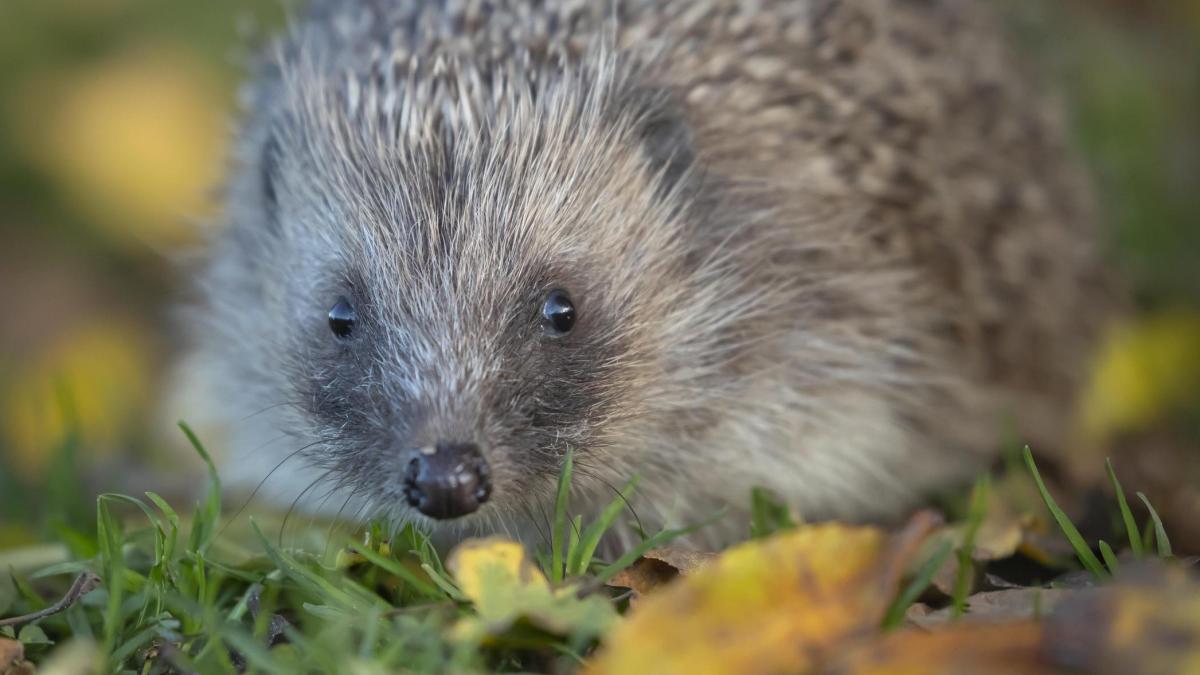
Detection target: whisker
<box><xmin>234</xmin><ymin>399</ymin><xmax>306</xmax><ymax>424</ymax></box>
<box><xmin>323</xmin><ymin>484</ymin><xmax>363</xmax><ymax>558</ymax></box>
<box><xmin>592</xmin><ymin>470</ymin><xmax>645</xmax><ymax>537</ymax></box>
<box><xmin>279</xmin><ymin>468</ymin><xmax>334</xmax><ymax>548</ymax></box>
<box><xmin>519</xmin><ymin>500</ymin><xmax>550</xmax><ymax>550</ymax></box>
<box><xmin>218</xmin><ymin>439</ymin><xmax>324</xmax><ymax>540</ymax></box>
<box><xmin>305</xmin><ymin>477</ymin><xmax>352</xmax><ymax>545</ymax></box>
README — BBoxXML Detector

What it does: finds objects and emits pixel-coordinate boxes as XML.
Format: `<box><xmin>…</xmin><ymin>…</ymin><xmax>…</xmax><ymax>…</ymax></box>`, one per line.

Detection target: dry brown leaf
<box><xmin>606</xmin><ymin>558</ymin><xmax>677</xmax><ymax>602</ymax></box>
<box><xmin>826</xmin><ymin>622</ymin><xmax>1049</xmax><ymax>675</ymax></box>
<box><xmin>926</xmin><ymin>500</ymin><xmax>1034</xmax><ymax>597</ymax></box>
<box><xmin>855</xmin><ymin>562</ymin><xmax>1200</xmax><ymax>675</ymax></box>
<box><xmin>586</xmin><ymin>513</ymin><xmax>939</xmax><ymax>675</ymax></box>
<box><xmin>907</xmin><ymin>588</ymin><xmax>1071</xmax><ymax>629</ymax></box>
<box><xmin>1042</xmin><ymin>563</ymin><xmax>1200</xmax><ymax>675</ymax></box>
<box><xmin>0</xmin><ymin>638</ymin><xmax>34</xmax><ymax>675</ymax></box>
<box><xmin>640</xmin><ymin>548</ymin><xmax>719</xmax><ymax>572</ymax></box>
<box><xmin>606</xmin><ymin>548</ymin><xmax>718</xmax><ymax>602</ymax></box>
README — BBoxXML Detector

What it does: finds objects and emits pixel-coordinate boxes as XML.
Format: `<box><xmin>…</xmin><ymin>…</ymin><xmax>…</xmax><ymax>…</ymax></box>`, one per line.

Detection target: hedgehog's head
<box><xmin>209</xmin><ymin>50</ymin><xmax>786</xmax><ymax>535</ymax></box>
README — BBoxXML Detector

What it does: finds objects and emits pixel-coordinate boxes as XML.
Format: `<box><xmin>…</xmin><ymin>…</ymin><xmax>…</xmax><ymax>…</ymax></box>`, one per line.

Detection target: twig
<box><xmin>0</xmin><ymin>571</ymin><xmax>101</xmax><ymax>628</ymax></box>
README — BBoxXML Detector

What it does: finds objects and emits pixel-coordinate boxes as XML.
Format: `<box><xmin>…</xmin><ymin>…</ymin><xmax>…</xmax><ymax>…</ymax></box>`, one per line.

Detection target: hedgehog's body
<box><xmin>196</xmin><ymin>0</ymin><xmax>1114</xmax><ymax>546</ymax></box>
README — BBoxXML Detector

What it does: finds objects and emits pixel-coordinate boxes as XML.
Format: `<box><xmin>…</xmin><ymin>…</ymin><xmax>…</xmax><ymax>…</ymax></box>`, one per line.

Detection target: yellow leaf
<box><xmin>450</xmin><ymin>538</ymin><xmax>547</xmax><ymax>604</ymax></box>
<box><xmin>586</xmin><ymin>514</ymin><xmax>937</xmax><ymax>675</ymax></box>
<box><xmin>1078</xmin><ymin>311</ymin><xmax>1200</xmax><ymax>442</ymax></box>
<box><xmin>446</xmin><ymin>537</ymin><xmax>617</xmax><ymax>646</ymax></box>
<box><xmin>831</xmin><ymin>622</ymin><xmax>1046</xmax><ymax>675</ymax></box>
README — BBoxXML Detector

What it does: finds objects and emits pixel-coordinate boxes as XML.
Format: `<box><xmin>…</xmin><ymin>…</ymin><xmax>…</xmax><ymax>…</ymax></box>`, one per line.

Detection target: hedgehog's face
<box><xmin>247</xmin><ymin>67</ymin><xmax>707</xmax><ymax>530</ymax></box>
<box><xmin>300</xmin><ymin>266</ymin><xmax>624</xmax><ymax>527</ymax></box>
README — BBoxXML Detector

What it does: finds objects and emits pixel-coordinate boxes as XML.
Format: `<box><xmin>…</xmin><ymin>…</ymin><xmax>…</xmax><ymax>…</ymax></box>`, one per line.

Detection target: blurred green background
<box><xmin>0</xmin><ymin>0</ymin><xmax>1197</xmax><ymax>543</ymax></box>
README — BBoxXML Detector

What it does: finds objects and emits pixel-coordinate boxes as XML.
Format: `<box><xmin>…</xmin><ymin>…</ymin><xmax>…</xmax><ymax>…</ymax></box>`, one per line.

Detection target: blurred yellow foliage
<box><xmin>1</xmin><ymin>323</ymin><xmax>151</xmax><ymax>478</ymax></box>
<box><xmin>1078</xmin><ymin>311</ymin><xmax>1200</xmax><ymax>442</ymax></box>
<box><xmin>447</xmin><ymin>538</ymin><xmax>618</xmax><ymax>645</ymax></box>
<box><xmin>16</xmin><ymin>45</ymin><xmax>227</xmax><ymax>248</ymax></box>
<box><xmin>587</xmin><ymin>523</ymin><xmax>902</xmax><ymax>675</ymax></box>
<box><xmin>450</xmin><ymin>538</ymin><xmax>545</xmax><ymax>600</ymax></box>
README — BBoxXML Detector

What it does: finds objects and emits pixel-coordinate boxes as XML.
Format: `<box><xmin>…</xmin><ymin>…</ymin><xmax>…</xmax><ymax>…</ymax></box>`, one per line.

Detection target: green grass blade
<box><xmin>346</xmin><ymin>542</ymin><xmax>440</xmax><ymax>599</ymax></box>
<box><xmin>594</xmin><ymin>509</ymin><xmax>726</xmax><ymax>584</ymax></box>
<box><xmin>98</xmin><ymin>493</ymin><xmax>163</xmax><ymax>533</ymax></box>
<box><xmin>1023</xmin><ymin>446</ymin><xmax>1108</xmax><ymax>579</ymax></box>
<box><xmin>1142</xmin><ymin>519</ymin><xmax>1156</xmax><ymax>552</ymax></box>
<box><xmin>109</xmin><ymin>623</ymin><xmax>163</xmax><ymax>666</ymax></box>
<box><xmin>883</xmin><ymin>539</ymin><xmax>953</xmax><ymax>630</ymax></box>
<box><xmin>179</xmin><ymin>421</ymin><xmax>221</xmax><ymax>555</ymax></box>
<box><xmin>952</xmin><ymin>475</ymin><xmax>989</xmax><ymax>619</ymax></box>
<box><xmin>1105</xmin><ymin>458</ymin><xmax>1143</xmax><ymax>559</ymax></box>
<box><xmin>144</xmin><ymin>492</ymin><xmax>180</xmax><ymax>529</ymax></box>
<box><xmin>420</xmin><ymin>563</ymin><xmax>466</xmax><ymax>602</ymax></box>
<box><xmin>569</xmin><ymin>476</ymin><xmax>640</xmax><ymax>577</ymax></box>
<box><xmin>550</xmin><ymin>450</ymin><xmax>574</xmax><ymax>583</ymax></box>
<box><xmin>249</xmin><ymin>521</ymin><xmax>380</xmax><ymax>612</ymax></box>
<box><xmin>218</xmin><ymin>626</ymin><xmax>293</xmax><ymax>675</ymax></box>
<box><xmin>750</xmin><ymin>487</ymin><xmax>796</xmax><ymax>539</ymax></box>
<box><xmin>1098</xmin><ymin>540</ymin><xmax>1120</xmax><ymax>575</ymax></box>
<box><xmin>565</xmin><ymin>514</ymin><xmax>583</xmax><ymax>574</ymax></box>
<box><xmin>96</xmin><ymin>497</ymin><xmax>126</xmax><ymax>662</ymax></box>
<box><xmin>1136</xmin><ymin>492</ymin><xmax>1172</xmax><ymax>558</ymax></box>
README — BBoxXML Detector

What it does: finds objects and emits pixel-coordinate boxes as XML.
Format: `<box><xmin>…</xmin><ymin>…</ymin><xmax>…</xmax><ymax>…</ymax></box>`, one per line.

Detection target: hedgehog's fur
<box><xmin>193</xmin><ymin>0</ymin><xmax>1116</xmax><ymax>546</ymax></box>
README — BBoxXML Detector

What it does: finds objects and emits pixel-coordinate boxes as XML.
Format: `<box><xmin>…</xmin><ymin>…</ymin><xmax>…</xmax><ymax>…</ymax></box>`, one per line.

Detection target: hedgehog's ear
<box><xmin>638</xmin><ymin>105</ymin><xmax>696</xmax><ymax>198</ymax></box>
<box><xmin>260</xmin><ymin>131</ymin><xmax>283</xmax><ymax>232</ymax></box>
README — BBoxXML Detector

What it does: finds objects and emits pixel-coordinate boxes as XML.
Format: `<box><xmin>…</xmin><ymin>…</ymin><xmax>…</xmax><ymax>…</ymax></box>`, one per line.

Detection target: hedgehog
<box><xmin>188</xmin><ymin>0</ymin><xmax>1117</xmax><ymax>547</ymax></box>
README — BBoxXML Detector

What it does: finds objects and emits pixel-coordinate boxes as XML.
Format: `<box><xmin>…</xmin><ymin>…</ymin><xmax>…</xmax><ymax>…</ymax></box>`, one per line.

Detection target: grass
<box><xmin>1024</xmin><ymin>446</ymin><xmax>1173</xmax><ymax>581</ymax></box>
<box><xmin>0</xmin><ymin>424</ymin><xmax>713</xmax><ymax>673</ymax></box>
<box><xmin>1023</xmin><ymin>446</ymin><xmax>1110</xmax><ymax>579</ymax></box>
<box><xmin>749</xmin><ymin>487</ymin><xmax>797</xmax><ymax>539</ymax></box>
<box><xmin>950</xmin><ymin>476</ymin><xmax>990</xmax><ymax>619</ymax></box>
<box><xmin>1106</xmin><ymin>458</ymin><xmax>1144</xmax><ymax>559</ymax></box>
<box><xmin>0</xmin><ymin>426</ymin><xmax>1181</xmax><ymax>672</ymax></box>
<box><xmin>882</xmin><ymin>538</ymin><xmax>953</xmax><ymax>630</ymax></box>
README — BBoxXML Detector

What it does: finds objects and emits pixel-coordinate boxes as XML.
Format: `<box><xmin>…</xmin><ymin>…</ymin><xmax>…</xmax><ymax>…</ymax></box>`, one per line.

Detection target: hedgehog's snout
<box><xmin>402</xmin><ymin>441</ymin><xmax>492</xmax><ymax>519</ymax></box>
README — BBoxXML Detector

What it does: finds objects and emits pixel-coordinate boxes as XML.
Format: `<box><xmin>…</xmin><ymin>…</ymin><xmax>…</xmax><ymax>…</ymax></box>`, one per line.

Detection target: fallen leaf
<box><xmin>827</xmin><ymin>622</ymin><xmax>1048</xmax><ymax>675</ymax></box>
<box><xmin>851</xmin><ymin>561</ymin><xmax>1200</xmax><ymax>675</ymax></box>
<box><xmin>606</xmin><ymin>548</ymin><xmax>717</xmax><ymax>602</ymax></box>
<box><xmin>0</xmin><ymin>638</ymin><xmax>33</xmax><ymax>675</ymax></box>
<box><xmin>640</xmin><ymin>548</ymin><xmax>719</xmax><ymax>573</ymax></box>
<box><xmin>907</xmin><ymin>588</ymin><xmax>1071</xmax><ymax>629</ymax></box>
<box><xmin>1042</xmin><ymin>562</ymin><xmax>1200</xmax><ymax>675</ymax></box>
<box><xmin>446</xmin><ymin>538</ymin><xmax>617</xmax><ymax>646</ymax></box>
<box><xmin>926</xmin><ymin>500</ymin><xmax>1033</xmax><ymax>597</ymax></box>
<box><xmin>605</xmin><ymin>558</ymin><xmax>676</xmax><ymax>602</ymax></box>
<box><xmin>586</xmin><ymin>513</ymin><xmax>939</xmax><ymax>675</ymax></box>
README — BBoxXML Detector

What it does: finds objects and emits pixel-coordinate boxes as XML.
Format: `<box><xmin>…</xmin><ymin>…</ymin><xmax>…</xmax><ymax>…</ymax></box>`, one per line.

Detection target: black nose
<box><xmin>402</xmin><ymin>441</ymin><xmax>492</xmax><ymax>519</ymax></box>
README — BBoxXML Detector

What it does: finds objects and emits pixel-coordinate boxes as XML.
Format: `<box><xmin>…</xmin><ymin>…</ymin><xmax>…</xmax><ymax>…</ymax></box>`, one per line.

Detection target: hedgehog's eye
<box><xmin>328</xmin><ymin>296</ymin><xmax>357</xmax><ymax>339</ymax></box>
<box><xmin>541</xmin><ymin>290</ymin><xmax>576</xmax><ymax>336</ymax></box>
